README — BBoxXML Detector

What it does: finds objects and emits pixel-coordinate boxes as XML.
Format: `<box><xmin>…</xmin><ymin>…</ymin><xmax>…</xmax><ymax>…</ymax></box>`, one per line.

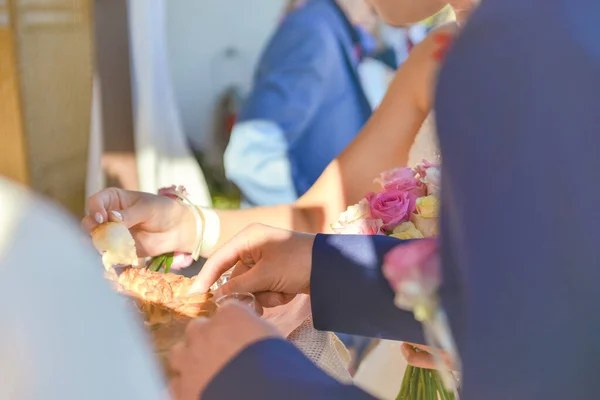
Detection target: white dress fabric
<box><xmin>0</xmin><ymin>178</ymin><xmax>166</xmax><ymax>400</ymax></box>
<box><xmin>353</xmin><ymin>114</ymin><xmax>439</xmax><ymax>399</ymax></box>
<box><xmin>127</xmin><ymin>0</ymin><xmax>211</xmax><ymax>206</ymax></box>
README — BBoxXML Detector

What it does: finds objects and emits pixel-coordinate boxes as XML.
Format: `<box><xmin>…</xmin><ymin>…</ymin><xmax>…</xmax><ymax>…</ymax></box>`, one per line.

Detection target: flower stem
<box><xmin>418</xmin><ymin>368</ymin><xmax>425</xmax><ymax>399</ymax></box>
<box><xmin>397</xmin><ymin>366</ymin><xmax>413</xmax><ymax>400</ymax></box>
<box><xmin>409</xmin><ymin>365</ymin><xmax>419</xmax><ymax>397</ymax></box>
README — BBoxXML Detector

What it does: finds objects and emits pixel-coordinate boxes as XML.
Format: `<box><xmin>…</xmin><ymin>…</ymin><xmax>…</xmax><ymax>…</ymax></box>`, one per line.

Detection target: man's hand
<box><xmin>401</xmin><ymin>343</ymin><xmax>456</xmax><ymax>370</ymax></box>
<box><xmin>190</xmin><ymin>224</ymin><xmax>316</xmax><ymax>308</ymax></box>
<box><xmin>168</xmin><ymin>303</ymin><xmax>281</xmax><ymax>400</ymax></box>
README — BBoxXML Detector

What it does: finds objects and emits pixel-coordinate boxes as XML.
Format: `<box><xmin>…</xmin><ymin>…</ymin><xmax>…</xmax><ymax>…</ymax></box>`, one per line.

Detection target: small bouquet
<box><xmin>384</xmin><ymin>239</ymin><xmax>459</xmax><ymax>399</ymax></box>
<box><xmin>331</xmin><ymin>161</ymin><xmax>459</xmax><ymax>399</ymax></box>
<box><xmin>147</xmin><ymin>185</ymin><xmax>196</xmax><ymax>273</ymax></box>
<box><xmin>331</xmin><ymin>161</ymin><xmax>440</xmax><ymax>239</ymax></box>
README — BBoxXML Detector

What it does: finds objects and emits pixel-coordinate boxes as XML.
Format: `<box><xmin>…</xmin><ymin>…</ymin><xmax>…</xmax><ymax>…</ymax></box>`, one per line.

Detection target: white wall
<box><xmin>166</xmin><ymin>0</ymin><xmax>286</xmax><ymax>160</ymax></box>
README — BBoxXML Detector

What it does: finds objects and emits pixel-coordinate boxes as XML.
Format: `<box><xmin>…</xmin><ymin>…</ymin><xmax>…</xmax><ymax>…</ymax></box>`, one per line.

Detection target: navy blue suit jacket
<box><xmin>204</xmin><ymin>1</ymin><xmax>600</xmax><ymax>398</ymax></box>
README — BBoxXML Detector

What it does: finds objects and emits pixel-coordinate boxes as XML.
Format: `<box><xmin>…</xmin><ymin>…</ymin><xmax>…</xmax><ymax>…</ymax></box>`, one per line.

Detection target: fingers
<box><xmin>189</xmin><ymin>223</ymin><xmax>284</xmax><ymax>294</ymax></box>
<box><xmin>85</xmin><ymin>188</ymin><xmax>122</xmax><ymax>226</ymax></box>
<box><xmin>189</xmin><ymin>230</ymin><xmax>255</xmax><ymax>294</ymax></box>
<box><xmin>401</xmin><ymin>343</ymin><xmax>455</xmax><ymax>370</ymax></box>
<box><xmin>83</xmin><ymin>188</ymin><xmax>151</xmax><ymax>231</ymax></box>
<box><xmin>254</xmin><ymin>292</ymin><xmax>296</xmax><ymax>308</ymax></box>
<box><xmin>401</xmin><ymin>342</ymin><xmax>436</xmax><ymax>369</ymax></box>
<box><xmin>230</xmin><ymin>261</ymin><xmax>251</xmax><ymax>279</ymax></box>
<box><xmin>212</xmin><ymin>267</ymin><xmax>264</xmax><ymax>298</ymax></box>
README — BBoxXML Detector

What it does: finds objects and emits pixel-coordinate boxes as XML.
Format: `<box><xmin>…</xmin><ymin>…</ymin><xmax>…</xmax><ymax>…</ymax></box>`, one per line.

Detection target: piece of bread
<box><xmin>90</xmin><ymin>222</ymin><xmax>139</xmax><ymax>268</ymax></box>
<box><xmin>106</xmin><ymin>266</ymin><xmax>216</xmax><ymax>379</ymax></box>
<box><xmin>91</xmin><ymin>222</ymin><xmax>215</xmax><ymax>378</ymax></box>
<box><xmin>112</xmin><ymin>267</ymin><xmax>215</xmax><ymax>323</ymax></box>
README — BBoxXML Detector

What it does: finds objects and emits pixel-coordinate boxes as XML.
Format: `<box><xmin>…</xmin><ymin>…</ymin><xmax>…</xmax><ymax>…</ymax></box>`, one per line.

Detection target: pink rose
<box><xmin>366</xmin><ymin>189</ymin><xmax>417</xmax><ymax>231</ymax></box>
<box><xmin>383</xmin><ymin>238</ymin><xmax>441</xmax><ymax>309</ymax></box>
<box><xmin>332</xmin><ymin>217</ymin><xmax>383</xmax><ymax>235</ymax></box>
<box><xmin>170</xmin><ymin>252</ymin><xmax>195</xmax><ymax>270</ymax></box>
<box><xmin>383</xmin><ymin>177</ymin><xmax>426</xmax><ymax>199</ymax></box>
<box><xmin>374</xmin><ymin>167</ymin><xmax>416</xmax><ymax>187</ymax></box>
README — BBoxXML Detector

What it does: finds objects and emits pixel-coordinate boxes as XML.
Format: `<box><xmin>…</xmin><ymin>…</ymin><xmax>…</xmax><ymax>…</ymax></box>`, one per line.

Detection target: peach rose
<box><xmin>415</xmin><ymin>161</ymin><xmax>441</xmax><ymax>197</ymax></box>
<box><xmin>374</xmin><ymin>167</ymin><xmax>416</xmax><ymax>187</ymax></box>
<box><xmin>331</xmin><ymin>217</ymin><xmax>384</xmax><ymax>235</ymax></box>
<box><xmin>332</xmin><ymin>199</ymin><xmax>370</xmax><ymax>226</ymax></box>
<box><xmin>383</xmin><ymin>177</ymin><xmax>427</xmax><ymax>199</ymax></box>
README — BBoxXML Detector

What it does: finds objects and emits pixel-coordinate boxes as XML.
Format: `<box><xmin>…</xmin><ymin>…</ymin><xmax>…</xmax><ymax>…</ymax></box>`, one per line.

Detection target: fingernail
<box><xmin>110</xmin><ymin>210</ymin><xmax>123</xmax><ymax>221</ymax></box>
<box><xmin>94</xmin><ymin>212</ymin><xmax>104</xmax><ymax>224</ymax></box>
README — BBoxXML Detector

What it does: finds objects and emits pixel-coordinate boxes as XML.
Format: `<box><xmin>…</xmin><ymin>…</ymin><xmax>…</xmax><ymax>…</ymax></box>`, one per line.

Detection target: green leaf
<box><xmin>164</xmin><ymin>252</ymin><xmax>174</xmax><ymax>273</ymax></box>
<box><xmin>148</xmin><ymin>255</ymin><xmax>165</xmax><ymax>272</ymax></box>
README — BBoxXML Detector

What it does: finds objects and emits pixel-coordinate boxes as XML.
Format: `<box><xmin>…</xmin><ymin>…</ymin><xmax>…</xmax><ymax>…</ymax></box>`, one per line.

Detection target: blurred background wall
<box><xmin>166</xmin><ymin>0</ymin><xmax>286</xmax><ymax>161</ymax></box>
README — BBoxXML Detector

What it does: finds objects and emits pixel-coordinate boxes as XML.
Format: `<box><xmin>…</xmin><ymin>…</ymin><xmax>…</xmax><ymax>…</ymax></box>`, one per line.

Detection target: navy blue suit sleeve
<box><xmin>238</xmin><ymin>15</ymin><xmax>337</xmax><ymax>144</ymax></box>
<box><xmin>203</xmin><ymin>339</ymin><xmax>376</xmax><ymax>400</ymax></box>
<box><xmin>433</xmin><ymin>1</ymin><xmax>600</xmax><ymax>398</ymax></box>
<box><xmin>310</xmin><ymin>234</ymin><xmax>426</xmax><ymax>343</ymax></box>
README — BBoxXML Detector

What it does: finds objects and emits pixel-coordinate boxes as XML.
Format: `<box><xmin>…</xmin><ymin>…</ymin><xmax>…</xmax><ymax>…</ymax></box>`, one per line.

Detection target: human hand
<box><xmin>190</xmin><ymin>224</ymin><xmax>315</xmax><ymax>308</ymax></box>
<box><xmin>168</xmin><ymin>302</ymin><xmax>281</xmax><ymax>400</ymax></box>
<box><xmin>81</xmin><ymin>188</ymin><xmax>196</xmax><ymax>257</ymax></box>
<box><xmin>401</xmin><ymin>342</ymin><xmax>455</xmax><ymax>370</ymax></box>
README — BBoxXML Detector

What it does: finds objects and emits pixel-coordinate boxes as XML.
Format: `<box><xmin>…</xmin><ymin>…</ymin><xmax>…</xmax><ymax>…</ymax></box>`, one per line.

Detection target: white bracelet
<box><xmin>162</xmin><ymin>189</ymin><xmax>204</xmax><ymax>260</ymax></box>
<box><xmin>159</xmin><ymin>186</ymin><xmax>221</xmax><ymax>259</ymax></box>
<box><xmin>198</xmin><ymin>206</ymin><xmax>220</xmax><ymax>255</ymax></box>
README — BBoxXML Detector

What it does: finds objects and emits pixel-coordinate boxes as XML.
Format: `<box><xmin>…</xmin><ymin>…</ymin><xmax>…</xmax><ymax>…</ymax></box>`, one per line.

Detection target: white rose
<box><xmin>421</xmin><ymin>167</ymin><xmax>441</xmax><ymax>197</ymax></box>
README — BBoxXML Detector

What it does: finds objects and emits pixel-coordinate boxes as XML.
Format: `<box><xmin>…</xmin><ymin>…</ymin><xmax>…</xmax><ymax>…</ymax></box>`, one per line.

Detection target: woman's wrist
<box><xmin>179</xmin><ymin>205</ymin><xmax>221</xmax><ymax>257</ymax></box>
<box><xmin>180</xmin><ymin>203</ymin><xmax>201</xmax><ymax>254</ymax></box>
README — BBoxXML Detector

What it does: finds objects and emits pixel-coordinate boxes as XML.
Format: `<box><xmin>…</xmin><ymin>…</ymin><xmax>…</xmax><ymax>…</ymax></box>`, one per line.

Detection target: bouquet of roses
<box><xmin>331</xmin><ymin>161</ymin><xmax>440</xmax><ymax>239</ymax></box>
<box><xmin>331</xmin><ymin>161</ymin><xmax>459</xmax><ymax>399</ymax></box>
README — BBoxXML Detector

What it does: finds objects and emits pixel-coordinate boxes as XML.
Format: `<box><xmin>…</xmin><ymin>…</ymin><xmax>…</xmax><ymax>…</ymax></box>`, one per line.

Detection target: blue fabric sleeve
<box><xmin>310</xmin><ymin>234</ymin><xmax>425</xmax><ymax>343</ymax></box>
<box><xmin>202</xmin><ymin>339</ymin><xmax>376</xmax><ymax>400</ymax></box>
<box><xmin>224</xmin><ymin>120</ymin><xmax>297</xmax><ymax>206</ymax></box>
<box><xmin>237</xmin><ymin>16</ymin><xmax>337</xmax><ymax>145</ymax></box>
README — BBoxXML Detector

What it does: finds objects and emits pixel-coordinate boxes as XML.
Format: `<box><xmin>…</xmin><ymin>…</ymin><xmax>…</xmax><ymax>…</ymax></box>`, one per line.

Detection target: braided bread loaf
<box><xmin>91</xmin><ymin>222</ymin><xmax>216</xmax><ymax>377</ymax></box>
<box><xmin>108</xmin><ymin>267</ymin><xmax>216</xmax><ymax>323</ymax></box>
<box><xmin>106</xmin><ymin>267</ymin><xmax>216</xmax><ymax>378</ymax></box>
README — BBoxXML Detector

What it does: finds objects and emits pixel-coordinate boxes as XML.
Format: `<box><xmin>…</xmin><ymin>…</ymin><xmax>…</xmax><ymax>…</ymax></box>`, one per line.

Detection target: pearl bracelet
<box><xmin>158</xmin><ymin>186</ymin><xmax>221</xmax><ymax>259</ymax></box>
<box><xmin>166</xmin><ymin>189</ymin><xmax>204</xmax><ymax>260</ymax></box>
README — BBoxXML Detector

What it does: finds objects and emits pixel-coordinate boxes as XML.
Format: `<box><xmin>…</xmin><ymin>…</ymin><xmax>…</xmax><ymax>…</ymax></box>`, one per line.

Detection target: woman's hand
<box><xmin>81</xmin><ymin>188</ymin><xmax>196</xmax><ymax>257</ymax></box>
<box><xmin>401</xmin><ymin>342</ymin><xmax>456</xmax><ymax>370</ymax></box>
<box><xmin>191</xmin><ymin>224</ymin><xmax>315</xmax><ymax>308</ymax></box>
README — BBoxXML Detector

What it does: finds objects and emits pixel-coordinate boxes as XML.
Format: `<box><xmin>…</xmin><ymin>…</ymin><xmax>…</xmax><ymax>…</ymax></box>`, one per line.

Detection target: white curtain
<box><xmin>127</xmin><ymin>0</ymin><xmax>212</xmax><ymax>206</ymax></box>
<box><xmin>86</xmin><ymin>75</ymin><xmax>106</xmax><ymax>200</ymax></box>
